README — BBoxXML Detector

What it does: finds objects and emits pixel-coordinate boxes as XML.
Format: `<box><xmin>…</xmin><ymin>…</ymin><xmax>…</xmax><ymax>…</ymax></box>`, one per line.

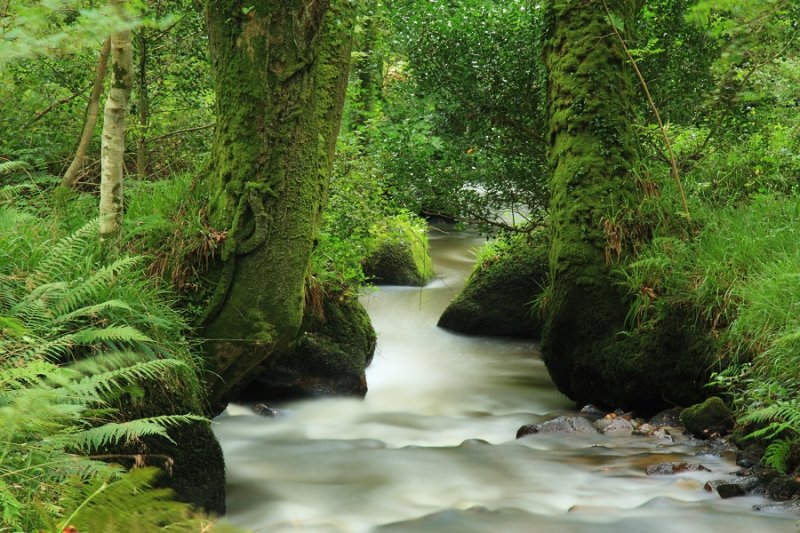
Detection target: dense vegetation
<box><xmin>1</xmin><ymin>0</ymin><xmax>799</xmax><ymax>528</ymax></box>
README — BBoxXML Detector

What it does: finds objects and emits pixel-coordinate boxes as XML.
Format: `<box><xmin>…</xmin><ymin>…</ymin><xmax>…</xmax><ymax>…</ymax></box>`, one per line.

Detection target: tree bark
<box><xmin>62</xmin><ymin>38</ymin><xmax>111</xmax><ymax>188</ymax></box>
<box><xmin>202</xmin><ymin>0</ymin><xmax>354</xmax><ymax>404</ymax></box>
<box><xmin>99</xmin><ymin>0</ymin><xmax>133</xmax><ymax>249</ymax></box>
<box><xmin>540</xmin><ymin>0</ymin><xmax>641</xmax><ymax>405</ymax></box>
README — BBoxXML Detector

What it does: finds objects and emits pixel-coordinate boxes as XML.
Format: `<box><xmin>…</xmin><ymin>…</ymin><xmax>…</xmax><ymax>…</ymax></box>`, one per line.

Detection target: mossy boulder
<box><xmin>239</xmin><ymin>293</ymin><xmax>377</xmax><ymax>400</ymax></box>
<box><xmin>363</xmin><ymin>214</ymin><xmax>434</xmax><ymax>286</ymax></box>
<box><xmin>438</xmin><ymin>231</ymin><xmax>548</xmax><ymax>338</ymax></box>
<box><xmin>110</xmin><ymin>383</ymin><xmax>226</xmax><ymax>515</ymax></box>
<box><xmin>546</xmin><ymin>307</ymin><xmax>717</xmax><ymax>415</ymax></box>
<box><xmin>680</xmin><ymin>396</ymin><xmax>734</xmax><ymax>437</ymax></box>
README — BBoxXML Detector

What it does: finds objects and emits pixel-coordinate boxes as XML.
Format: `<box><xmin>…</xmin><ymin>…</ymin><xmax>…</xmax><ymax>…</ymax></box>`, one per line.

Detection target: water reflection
<box><xmin>214</xmin><ymin>227</ymin><xmax>797</xmax><ymax>532</ymax></box>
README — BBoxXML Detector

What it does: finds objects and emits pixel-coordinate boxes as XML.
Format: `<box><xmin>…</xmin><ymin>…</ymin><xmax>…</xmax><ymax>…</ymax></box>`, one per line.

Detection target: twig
<box><xmin>600</xmin><ymin>0</ymin><xmax>690</xmax><ymax>221</ymax></box>
<box><xmin>29</xmin><ymin>92</ymin><xmax>82</xmax><ymax>124</ymax></box>
<box><xmin>147</xmin><ymin>122</ymin><xmax>215</xmax><ymax>143</ymax></box>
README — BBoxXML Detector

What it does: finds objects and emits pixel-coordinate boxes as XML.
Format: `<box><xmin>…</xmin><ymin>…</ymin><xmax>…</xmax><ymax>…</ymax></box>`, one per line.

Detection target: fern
<box><xmin>72</xmin><ymin>415</ymin><xmax>207</xmax><ymax>451</ymax></box>
<box><xmin>0</xmin><ymin>209</ymin><xmax>220</xmax><ymax>530</ymax></box>
<box><xmin>53</xmin><ymin>256</ymin><xmax>142</xmax><ymax>315</ymax></box>
<box><xmin>0</xmin><ymin>159</ymin><xmax>30</xmax><ymax>176</ymax></box>
<box><xmin>32</xmin><ymin>217</ymin><xmax>98</xmax><ymax>280</ymax></box>
<box><xmin>743</xmin><ymin>399</ymin><xmax>800</xmax><ymax>473</ymax></box>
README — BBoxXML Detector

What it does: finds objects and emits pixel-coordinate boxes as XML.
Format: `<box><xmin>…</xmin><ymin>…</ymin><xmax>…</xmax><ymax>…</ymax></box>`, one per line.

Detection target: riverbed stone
<box><xmin>705</xmin><ymin>476</ymin><xmax>761</xmax><ymax>497</ymax></box>
<box><xmin>765</xmin><ymin>477</ymin><xmax>800</xmax><ymax>501</ymax></box>
<box><xmin>646</xmin><ymin>462</ymin><xmax>711</xmax><ymax>476</ymax></box>
<box><xmin>517</xmin><ymin>416</ymin><xmax>599</xmax><ymax>437</ymax></box>
<box><xmin>597</xmin><ymin>417</ymin><xmax>634</xmax><ymax>436</ymax></box>
<box><xmin>680</xmin><ymin>397</ymin><xmax>734</xmax><ymax>438</ymax></box>
<box><xmin>238</xmin><ymin>294</ymin><xmax>377</xmax><ymax>400</ymax></box>
<box><xmin>649</xmin><ymin>407</ymin><xmax>684</xmax><ymax>427</ymax></box>
<box><xmin>438</xmin><ymin>231</ymin><xmax>548</xmax><ymax>338</ymax></box>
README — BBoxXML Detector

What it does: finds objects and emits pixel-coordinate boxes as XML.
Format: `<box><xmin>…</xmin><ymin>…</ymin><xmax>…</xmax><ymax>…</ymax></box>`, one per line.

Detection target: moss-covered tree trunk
<box><xmin>202</xmin><ymin>0</ymin><xmax>353</xmax><ymax>404</ymax></box>
<box><xmin>541</xmin><ymin>0</ymin><xmax>642</xmax><ymax>405</ymax></box>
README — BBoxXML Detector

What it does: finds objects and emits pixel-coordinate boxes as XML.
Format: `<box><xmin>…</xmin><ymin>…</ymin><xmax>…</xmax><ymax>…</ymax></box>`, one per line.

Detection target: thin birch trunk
<box><xmin>62</xmin><ymin>38</ymin><xmax>111</xmax><ymax>187</ymax></box>
<box><xmin>99</xmin><ymin>0</ymin><xmax>133</xmax><ymax>249</ymax></box>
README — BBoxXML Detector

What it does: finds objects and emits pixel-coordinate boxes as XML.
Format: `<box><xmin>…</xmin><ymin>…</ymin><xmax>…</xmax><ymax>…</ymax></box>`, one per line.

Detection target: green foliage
<box><xmin>0</xmin><ymin>207</ymin><xmax>223</xmax><ymax>530</ymax></box>
<box><xmin>381</xmin><ymin>0</ymin><xmax>548</xmax><ymax>226</ymax></box>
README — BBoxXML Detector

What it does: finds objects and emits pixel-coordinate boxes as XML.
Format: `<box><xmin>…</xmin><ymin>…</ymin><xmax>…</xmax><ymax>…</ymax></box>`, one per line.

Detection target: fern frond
<box><xmin>0</xmin><ymin>160</ymin><xmax>30</xmax><ymax>176</ymax></box>
<box><xmin>71</xmin><ymin>325</ymin><xmax>152</xmax><ymax>346</ymax></box>
<box><xmin>58</xmin><ymin>357</ymin><xmax>189</xmax><ymax>403</ymax></box>
<box><xmin>52</xmin><ymin>300</ymin><xmax>134</xmax><ymax>325</ymax></box>
<box><xmin>762</xmin><ymin>438</ymin><xmax>792</xmax><ymax>474</ymax></box>
<box><xmin>0</xmin><ymin>183</ymin><xmax>35</xmax><ymax>204</ymax></box>
<box><xmin>71</xmin><ymin>414</ymin><xmax>207</xmax><ymax>451</ymax></box>
<box><xmin>33</xmin><ymin>218</ymin><xmax>99</xmax><ymax>281</ymax></box>
<box><xmin>0</xmin><ymin>359</ymin><xmax>59</xmax><ymax>389</ymax></box>
<box><xmin>54</xmin><ymin>257</ymin><xmax>142</xmax><ymax>316</ymax></box>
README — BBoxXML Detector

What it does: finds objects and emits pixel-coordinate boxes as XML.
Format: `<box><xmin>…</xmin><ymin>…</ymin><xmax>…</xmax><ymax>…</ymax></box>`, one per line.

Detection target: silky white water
<box><xmin>214</xmin><ymin>227</ymin><xmax>798</xmax><ymax>532</ymax></box>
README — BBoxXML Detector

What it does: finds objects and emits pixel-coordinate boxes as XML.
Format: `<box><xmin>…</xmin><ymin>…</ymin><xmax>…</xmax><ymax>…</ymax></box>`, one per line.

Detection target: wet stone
<box><xmin>516</xmin><ymin>416</ymin><xmax>598</xmax><ymax>438</ymax></box>
<box><xmin>251</xmin><ymin>403</ymin><xmax>281</xmax><ymax>417</ymax></box>
<box><xmin>704</xmin><ymin>476</ymin><xmax>761</xmax><ymax>498</ymax></box>
<box><xmin>579</xmin><ymin>404</ymin><xmax>607</xmax><ymax>421</ymax></box>
<box><xmin>646</xmin><ymin>462</ymin><xmax>712</xmax><ymax>476</ymax></box>
<box><xmin>649</xmin><ymin>407</ymin><xmax>683</xmax><ymax>428</ymax></box>
<box><xmin>597</xmin><ymin>417</ymin><xmax>634</xmax><ymax>436</ymax></box>
<box><xmin>753</xmin><ymin>501</ymin><xmax>800</xmax><ymax>513</ymax></box>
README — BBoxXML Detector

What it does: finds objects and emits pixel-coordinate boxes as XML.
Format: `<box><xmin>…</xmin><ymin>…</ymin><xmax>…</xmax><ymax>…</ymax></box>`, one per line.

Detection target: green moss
<box><xmin>201</xmin><ymin>1</ymin><xmax>355</xmax><ymax>403</ymax></box>
<box><xmin>681</xmin><ymin>396</ymin><xmax>734</xmax><ymax>437</ymax></box>
<box><xmin>438</xmin><ymin>231</ymin><xmax>548</xmax><ymax>338</ymax></box>
<box><xmin>364</xmin><ymin>213</ymin><xmax>434</xmax><ymax>286</ymax></box>
<box><xmin>541</xmin><ymin>0</ymin><xmax>644</xmax><ymax>406</ymax></box>
<box><xmin>238</xmin><ymin>294</ymin><xmax>377</xmax><ymax>399</ymax></box>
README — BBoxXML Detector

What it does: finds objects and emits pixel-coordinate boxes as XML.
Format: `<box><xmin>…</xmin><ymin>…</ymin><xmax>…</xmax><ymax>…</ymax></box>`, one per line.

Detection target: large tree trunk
<box><xmin>62</xmin><ymin>38</ymin><xmax>111</xmax><ymax>188</ymax></box>
<box><xmin>99</xmin><ymin>1</ymin><xmax>133</xmax><ymax>248</ymax></box>
<box><xmin>202</xmin><ymin>0</ymin><xmax>354</xmax><ymax>404</ymax></box>
<box><xmin>540</xmin><ymin>0</ymin><xmax>641</xmax><ymax>406</ymax></box>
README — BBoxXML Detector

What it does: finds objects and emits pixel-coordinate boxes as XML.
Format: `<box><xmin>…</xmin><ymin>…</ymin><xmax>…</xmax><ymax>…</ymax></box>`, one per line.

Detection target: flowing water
<box><xmin>214</xmin><ymin>227</ymin><xmax>798</xmax><ymax>533</ymax></box>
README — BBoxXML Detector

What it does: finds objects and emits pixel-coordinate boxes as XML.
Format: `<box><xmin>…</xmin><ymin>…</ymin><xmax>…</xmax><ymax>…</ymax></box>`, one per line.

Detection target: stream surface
<box><xmin>214</xmin><ymin>227</ymin><xmax>798</xmax><ymax>532</ymax></box>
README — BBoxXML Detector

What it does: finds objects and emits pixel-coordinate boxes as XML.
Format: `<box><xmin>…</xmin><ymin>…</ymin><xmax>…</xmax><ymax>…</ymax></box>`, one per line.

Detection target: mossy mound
<box><xmin>363</xmin><ymin>214</ymin><xmax>434</xmax><ymax>286</ymax></box>
<box><xmin>544</xmin><ymin>307</ymin><xmax>717</xmax><ymax>415</ymax></box>
<box><xmin>438</xmin><ymin>231</ymin><xmax>548</xmax><ymax>338</ymax></box>
<box><xmin>680</xmin><ymin>396</ymin><xmax>734</xmax><ymax>437</ymax></box>
<box><xmin>239</xmin><ymin>293</ymin><xmax>377</xmax><ymax>400</ymax></box>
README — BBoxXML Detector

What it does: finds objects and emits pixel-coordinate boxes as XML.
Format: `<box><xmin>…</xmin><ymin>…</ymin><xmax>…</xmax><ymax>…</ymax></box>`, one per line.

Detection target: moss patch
<box><xmin>681</xmin><ymin>396</ymin><xmax>734</xmax><ymax>437</ymax></box>
<box><xmin>238</xmin><ymin>293</ymin><xmax>377</xmax><ymax>400</ymax></box>
<box><xmin>363</xmin><ymin>214</ymin><xmax>434</xmax><ymax>286</ymax></box>
<box><xmin>438</xmin><ymin>231</ymin><xmax>548</xmax><ymax>338</ymax></box>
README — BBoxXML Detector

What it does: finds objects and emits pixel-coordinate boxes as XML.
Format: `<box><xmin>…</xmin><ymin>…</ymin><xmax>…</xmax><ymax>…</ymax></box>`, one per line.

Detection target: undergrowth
<box><xmin>0</xmin><ymin>206</ymin><xmax>229</xmax><ymax>530</ymax></box>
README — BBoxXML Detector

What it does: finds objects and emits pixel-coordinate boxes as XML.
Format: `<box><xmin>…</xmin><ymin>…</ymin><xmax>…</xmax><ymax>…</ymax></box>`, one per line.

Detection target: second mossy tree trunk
<box><xmin>540</xmin><ymin>0</ymin><xmax>642</xmax><ymax>406</ymax></box>
<box><xmin>202</xmin><ymin>0</ymin><xmax>354</xmax><ymax>404</ymax></box>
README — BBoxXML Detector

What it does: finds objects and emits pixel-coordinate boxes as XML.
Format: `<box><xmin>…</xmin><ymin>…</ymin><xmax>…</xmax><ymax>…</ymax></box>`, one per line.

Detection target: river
<box><xmin>213</xmin><ymin>227</ymin><xmax>798</xmax><ymax>532</ymax></box>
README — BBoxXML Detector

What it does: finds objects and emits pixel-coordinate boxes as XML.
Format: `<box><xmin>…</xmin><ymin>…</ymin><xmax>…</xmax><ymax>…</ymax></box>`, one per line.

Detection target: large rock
<box><xmin>239</xmin><ymin>294</ymin><xmax>377</xmax><ymax>400</ymax></box>
<box><xmin>111</xmin><ymin>387</ymin><xmax>226</xmax><ymax>514</ymax></box>
<box><xmin>363</xmin><ymin>215</ymin><xmax>434</xmax><ymax>286</ymax></box>
<box><xmin>680</xmin><ymin>396</ymin><xmax>734</xmax><ymax>438</ymax></box>
<box><xmin>438</xmin><ymin>231</ymin><xmax>548</xmax><ymax>338</ymax></box>
<box><xmin>544</xmin><ymin>305</ymin><xmax>717</xmax><ymax>415</ymax></box>
<box><xmin>517</xmin><ymin>416</ymin><xmax>598</xmax><ymax>437</ymax></box>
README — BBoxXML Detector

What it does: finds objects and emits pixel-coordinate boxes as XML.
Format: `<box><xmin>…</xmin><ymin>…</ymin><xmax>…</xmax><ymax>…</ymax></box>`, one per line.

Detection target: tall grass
<box><xmin>620</xmin><ymin>192</ymin><xmax>800</xmax><ymax>472</ymax></box>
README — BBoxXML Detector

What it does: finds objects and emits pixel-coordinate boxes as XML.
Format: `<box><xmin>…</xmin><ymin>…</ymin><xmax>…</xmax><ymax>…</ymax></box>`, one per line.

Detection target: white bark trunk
<box><xmin>99</xmin><ymin>0</ymin><xmax>132</xmax><ymax>248</ymax></box>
